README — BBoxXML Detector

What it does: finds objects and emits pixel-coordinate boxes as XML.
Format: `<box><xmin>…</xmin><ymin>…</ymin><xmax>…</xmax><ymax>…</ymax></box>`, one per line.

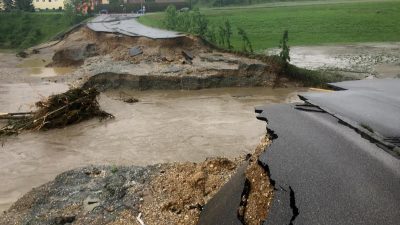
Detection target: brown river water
<box><xmin>0</xmin><ymin>82</ymin><xmax>306</xmax><ymax>212</ymax></box>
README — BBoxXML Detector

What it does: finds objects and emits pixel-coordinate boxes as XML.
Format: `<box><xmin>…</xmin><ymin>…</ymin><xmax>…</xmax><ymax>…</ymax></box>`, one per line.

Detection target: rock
<box><xmin>83</xmin><ymin>196</ymin><xmax>100</xmax><ymax>212</ymax></box>
<box><xmin>0</xmin><ymin>165</ymin><xmax>155</xmax><ymax>225</ymax></box>
<box><xmin>182</xmin><ymin>50</ymin><xmax>194</xmax><ymax>60</ymax></box>
<box><xmin>51</xmin><ymin>42</ymin><xmax>98</xmax><ymax>66</ymax></box>
<box><xmin>200</xmin><ymin>55</ymin><xmax>238</xmax><ymax>64</ymax></box>
<box><xmin>16</xmin><ymin>51</ymin><xmax>28</xmax><ymax>58</ymax></box>
<box><xmin>129</xmin><ymin>46</ymin><xmax>143</xmax><ymax>56</ymax></box>
<box><xmin>122</xmin><ymin>97</ymin><xmax>139</xmax><ymax>104</ymax></box>
<box><xmin>163</xmin><ymin>65</ymin><xmax>183</xmax><ymax>74</ymax></box>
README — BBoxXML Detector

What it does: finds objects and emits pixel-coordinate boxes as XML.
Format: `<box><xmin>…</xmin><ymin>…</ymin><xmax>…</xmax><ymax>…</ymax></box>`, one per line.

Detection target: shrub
<box><xmin>237</xmin><ymin>27</ymin><xmax>253</xmax><ymax>53</ymax></box>
<box><xmin>279</xmin><ymin>30</ymin><xmax>290</xmax><ymax>64</ymax></box>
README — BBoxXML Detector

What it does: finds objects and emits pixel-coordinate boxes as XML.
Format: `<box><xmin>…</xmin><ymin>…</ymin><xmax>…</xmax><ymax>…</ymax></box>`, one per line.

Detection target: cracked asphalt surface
<box><xmin>256</xmin><ymin>103</ymin><xmax>400</xmax><ymax>224</ymax></box>
<box><xmin>300</xmin><ymin>79</ymin><xmax>400</xmax><ymax>140</ymax></box>
<box><xmin>255</xmin><ymin>78</ymin><xmax>400</xmax><ymax>225</ymax></box>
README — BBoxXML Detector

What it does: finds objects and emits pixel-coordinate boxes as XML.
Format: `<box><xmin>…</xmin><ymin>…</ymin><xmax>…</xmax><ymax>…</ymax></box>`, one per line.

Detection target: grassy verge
<box><xmin>139</xmin><ymin>0</ymin><xmax>400</xmax><ymax>51</ymax></box>
<box><xmin>0</xmin><ymin>12</ymin><xmax>73</xmax><ymax>50</ymax></box>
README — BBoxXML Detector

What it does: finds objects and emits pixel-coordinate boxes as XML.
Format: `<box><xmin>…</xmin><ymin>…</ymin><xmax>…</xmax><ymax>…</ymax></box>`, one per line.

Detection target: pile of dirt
<box><xmin>241</xmin><ymin>135</ymin><xmax>274</xmax><ymax>225</ymax></box>
<box><xmin>50</xmin><ymin>27</ymin><xmax>206</xmax><ymax>67</ymax></box>
<box><xmin>0</xmin><ymin>87</ymin><xmax>113</xmax><ymax>136</ymax></box>
<box><xmin>139</xmin><ymin>158</ymin><xmax>240</xmax><ymax>225</ymax></box>
<box><xmin>50</xmin><ymin>42</ymin><xmax>98</xmax><ymax>66</ymax></box>
<box><xmin>0</xmin><ymin>165</ymin><xmax>157</xmax><ymax>225</ymax></box>
<box><xmin>0</xmin><ymin>159</ymin><xmax>242</xmax><ymax>225</ymax></box>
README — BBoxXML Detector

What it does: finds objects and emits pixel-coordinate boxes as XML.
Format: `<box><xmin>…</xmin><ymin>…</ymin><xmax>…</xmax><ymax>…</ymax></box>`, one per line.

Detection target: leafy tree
<box><xmin>224</xmin><ymin>20</ymin><xmax>233</xmax><ymax>49</ymax></box>
<box><xmin>164</xmin><ymin>5</ymin><xmax>177</xmax><ymax>30</ymax></box>
<box><xmin>217</xmin><ymin>25</ymin><xmax>225</xmax><ymax>46</ymax></box>
<box><xmin>189</xmin><ymin>8</ymin><xmax>208</xmax><ymax>36</ymax></box>
<box><xmin>205</xmin><ymin>25</ymin><xmax>217</xmax><ymax>44</ymax></box>
<box><xmin>237</xmin><ymin>27</ymin><xmax>253</xmax><ymax>53</ymax></box>
<box><xmin>3</xmin><ymin>0</ymin><xmax>15</xmax><ymax>11</ymax></box>
<box><xmin>279</xmin><ymin>30</ymin><xmax>290</xmax><ymax>63</ymax></box>
<box><xmin>15</xmin><ymin>0</ymin><xmax>34</xmax><ymax>12</ymax></box>
<box><xmin>63</xmin><ymin>0</ymin><xmax>90</xmax><ymax>25</ymax></box>
<box><xmin>216</xmin><ymin>20</ymin><xmax>233</xmax><ymax>49</ymax></box>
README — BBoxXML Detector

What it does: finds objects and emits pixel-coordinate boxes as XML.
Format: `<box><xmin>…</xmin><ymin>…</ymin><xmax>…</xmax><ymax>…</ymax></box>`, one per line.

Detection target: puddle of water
<box><xmin>0</xmin><ymin>86</ymin><xmax>306</xmax><ymax>211</ymax></box>
<box><xmin>17</xmin><ymin>58</ymin><xmax>75</xmax><ymax>77</ymax></box>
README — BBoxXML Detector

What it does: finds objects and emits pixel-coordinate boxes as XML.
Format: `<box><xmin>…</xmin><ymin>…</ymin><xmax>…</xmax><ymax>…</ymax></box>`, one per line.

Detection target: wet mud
<box><xmin>267</xmin><ymin>42</ymin><xmax>400</xmax><ymax>79</ymax></box>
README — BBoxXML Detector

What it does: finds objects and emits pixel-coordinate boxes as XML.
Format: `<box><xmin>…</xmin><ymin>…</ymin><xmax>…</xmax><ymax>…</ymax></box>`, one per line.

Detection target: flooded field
<box><xmin>17</xmin><ymin>58</ymin><xmax>73</xmax><ymax>77</ymax></box>
<box><xmin>0</xmin><ymin>52</ymin><xmax>75</xmax><ymax>84</ymax></box>
<box><xmin>0</xmin><ymin>84</ymin><xmax>305</xmax><ymax>211</ymax></box>
<box><xmin>267</xmin><ymin>42</ymin><xmax>400</xmax><ymax>79</ymax></box>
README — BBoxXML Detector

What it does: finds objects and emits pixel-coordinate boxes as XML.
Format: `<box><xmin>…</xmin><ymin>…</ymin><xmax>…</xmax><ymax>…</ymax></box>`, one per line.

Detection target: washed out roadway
<box><xmin>87</xmin><ymin>14</ymin><xmax>183</xmax><ymax>39</ymax></box>
<box><xmin>256</xmin><ymin>103</ymin><xmax>400</xmax><ymax>224</ymax></box>
<box><xmin>300</xmin><ymin>79</ymin><xmax>400</xmax><ymax>140</ymax></box>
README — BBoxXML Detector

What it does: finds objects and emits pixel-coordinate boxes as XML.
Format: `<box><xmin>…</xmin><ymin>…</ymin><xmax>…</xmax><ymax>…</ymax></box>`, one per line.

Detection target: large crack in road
<box><xmin>255</xmin><ymin>80</ymin><xmax>400</xmax><ymax>224</ymax></box>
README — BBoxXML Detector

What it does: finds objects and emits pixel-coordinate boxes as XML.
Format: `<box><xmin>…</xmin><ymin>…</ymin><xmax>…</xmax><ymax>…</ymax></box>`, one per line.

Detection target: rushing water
<box><xmin>0</xmin><ymin>84</ymin><xmax>305</xmax><ymax>211</ymax></box>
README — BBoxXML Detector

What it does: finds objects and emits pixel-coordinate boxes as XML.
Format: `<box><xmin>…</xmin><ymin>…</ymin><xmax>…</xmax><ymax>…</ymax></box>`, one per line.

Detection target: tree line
<box><xmin>2</xmin><ymin>0</ymin><xmax>35</xmax><ymax>12</ymax></box>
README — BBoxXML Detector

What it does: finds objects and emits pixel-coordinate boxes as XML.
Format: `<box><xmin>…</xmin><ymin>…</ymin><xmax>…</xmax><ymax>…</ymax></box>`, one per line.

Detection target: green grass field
<box><xmin>0</xmin><ymin>12</ymin><xmax>71</xmax><ymax>50</ymax></box>
<box><xmin>139</xmin><ymin>0</ymin><xmax>400</xmax><ymax>51</ymax></box>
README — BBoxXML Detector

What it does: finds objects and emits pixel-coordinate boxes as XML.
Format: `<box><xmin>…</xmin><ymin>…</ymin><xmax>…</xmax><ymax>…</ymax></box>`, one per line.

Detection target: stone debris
<box><xmin>129</xmin><ymin>46</ymin><xmax>143</xmax><ymax>57</ymax></box>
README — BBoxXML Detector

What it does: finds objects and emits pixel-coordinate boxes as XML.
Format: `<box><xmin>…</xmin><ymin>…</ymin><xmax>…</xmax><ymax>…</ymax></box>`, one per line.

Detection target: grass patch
<box><xmin>140</xmin><ymin>0</ymin><xmax>400</xmax><ymax>51</ymax></box>
<box><xmin>0</xmin><ymin>12</ymin><xmax>74</xmax><ymax>50</ymax></box>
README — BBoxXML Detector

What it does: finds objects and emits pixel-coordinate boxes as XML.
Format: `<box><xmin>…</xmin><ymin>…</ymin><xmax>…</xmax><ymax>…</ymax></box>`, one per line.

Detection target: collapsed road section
<box><xmin>300</xmin><ymin>78</ymin><xmax>400</xmax><ymax>157</ymax></box>
<box><xmin>87</xmin><ymin>14</ymin><xmax>183</xmax><ymax>39</ymax></box>
<box><xmin>254</xmin><ymin>79</ymin><xmax>400</xmax><ymax>225</ymax></box>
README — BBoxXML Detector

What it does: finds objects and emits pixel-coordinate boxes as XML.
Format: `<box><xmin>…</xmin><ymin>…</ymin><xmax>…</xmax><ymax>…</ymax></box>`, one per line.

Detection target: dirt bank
<box><xmin>44</xmin><ymin>27</ymin><xmax>302</xmax><ymax>89</ymax></box>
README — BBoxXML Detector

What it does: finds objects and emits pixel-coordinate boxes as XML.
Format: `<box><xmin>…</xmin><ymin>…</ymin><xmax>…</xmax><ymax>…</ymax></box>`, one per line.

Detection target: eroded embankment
<box><xmin>0</xmin><ymin>136</ymin><xmax>274</xmax><ymax>225</ymax></box>
<box><xmin>82</xmin><ymin>66</ymin><xmax>277</xmax><ymax>91</ymax></box>
<box><xmin>45</xmin><ymin>27</ymin><xmax>301</xmax><ymax>90</ymax></box>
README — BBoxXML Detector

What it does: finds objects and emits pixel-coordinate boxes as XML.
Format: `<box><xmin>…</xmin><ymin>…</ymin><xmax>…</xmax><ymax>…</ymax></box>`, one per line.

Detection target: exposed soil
<box><xmin>139</xmin><ymin>158</ymin><xmax>241</xmax><ymax>225</ymax></box>
<box><xmin>46</xmin><ymin>27</ymin><xmax>299</xmax><ymax>89</ymax></box>
<box><xmin>242</xmin><ymin>135</ymin><xmax>273</xmax><ymax>225</ymax></box>
<box><xmin>0</xmin><ymin>137</ymin><xmax>272</xmax><ymax>225</ymax></box>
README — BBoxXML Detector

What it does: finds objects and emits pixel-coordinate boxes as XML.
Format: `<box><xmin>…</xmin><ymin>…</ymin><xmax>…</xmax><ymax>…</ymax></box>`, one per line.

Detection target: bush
<box><xmin>164</xmin><ymin>6</ymin><xmax>209</xmax><ymax>36</ymax></box>
<box><xmin>161</xmin><ymin>5</ymin><xmax>252</xmax><ymax>52</ymax></box>
<box><xmin>279</xmin><ymin>30</ymin><xmax>290</xmax><ymax>64</ymax></box>
<box><xmin>238</xmin><ymin>27</ymin><xmax>253</xmax><ymax>53</ymax></box>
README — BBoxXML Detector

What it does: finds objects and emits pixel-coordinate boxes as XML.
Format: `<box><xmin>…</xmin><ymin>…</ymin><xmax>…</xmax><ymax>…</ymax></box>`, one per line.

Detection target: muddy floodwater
<box><xmin>0</xmin><ymin>83</ymin><xmax>305</xmax><ymax>211</ymax></box>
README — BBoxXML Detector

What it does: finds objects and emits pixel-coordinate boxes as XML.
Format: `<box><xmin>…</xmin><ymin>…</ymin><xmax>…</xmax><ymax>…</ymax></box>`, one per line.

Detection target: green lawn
<box><xmin>139</xmin><ymin>0</ymin><xmax>400</xmax><ymax>51</ymax></box>
<box><xmin>0</xmin><ymin>12</ymin><xmax>71</xmax><ymax>50</ymax></box>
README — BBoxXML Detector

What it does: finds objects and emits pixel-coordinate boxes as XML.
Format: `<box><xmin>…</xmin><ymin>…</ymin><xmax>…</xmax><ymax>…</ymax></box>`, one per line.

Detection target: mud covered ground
<box><xmin>267</xmin><ymin>42</ymin><xmax>400</xmax><ymax>79</ymax></box>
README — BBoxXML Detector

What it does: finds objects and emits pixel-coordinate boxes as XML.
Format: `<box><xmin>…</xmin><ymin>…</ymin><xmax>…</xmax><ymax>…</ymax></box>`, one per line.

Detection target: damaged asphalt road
<box><xmin>299</xmin><ymin>79</ymin><xmax>400</xmax><ymax>155</ymax></box>
<box><xmin>87</xmin><ymin>14</ymin><xmax>183</xmax><ymax>39</ymax></box>
<box><xmin>255</xmin><ymin>79</ymin><xmax>400</xmax><ymax>224</ymax></box>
